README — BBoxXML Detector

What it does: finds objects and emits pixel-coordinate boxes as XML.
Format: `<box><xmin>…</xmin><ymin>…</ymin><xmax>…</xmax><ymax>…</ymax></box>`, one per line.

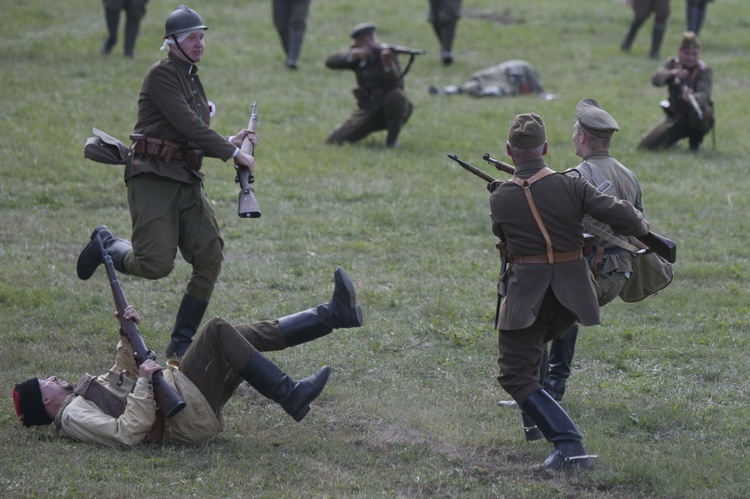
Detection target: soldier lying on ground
<box><xmin>12</xmin><ymin>267</ymin><xmax>363</xmax><ymax>446</ymax></box>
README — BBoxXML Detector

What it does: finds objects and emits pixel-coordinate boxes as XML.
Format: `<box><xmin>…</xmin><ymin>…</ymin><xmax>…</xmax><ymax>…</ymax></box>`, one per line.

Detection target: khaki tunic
<box><xmin>56</xmin><ymin>338</ymin><xmax>221</xmax><ymax>446</ymax></box>
<box><xmin>490</xmin><ymin>158</ymin><xmax>649</xmax><ymax>402</ymax></box>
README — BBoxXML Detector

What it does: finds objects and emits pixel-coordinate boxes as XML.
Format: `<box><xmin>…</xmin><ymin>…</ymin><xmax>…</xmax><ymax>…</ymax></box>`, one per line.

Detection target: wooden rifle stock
<box><xmin>449</xmin><ymin>152</ymin><xmax>677</xmax><ymax>263</ymax></box>
<box><xmin>236</xmin><ymin>102</ymin><xmax>261</xmax><ymax>218</ymax></box>
<box><xmin>96</xmin><ymin>235</ymin><xmax>186</xmax><ymax>418</ymax></box>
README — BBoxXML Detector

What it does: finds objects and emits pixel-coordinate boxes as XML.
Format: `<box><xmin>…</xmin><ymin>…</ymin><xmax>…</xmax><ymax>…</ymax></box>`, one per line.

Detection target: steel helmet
<box><xmin>164</xmin><ymin>6</ymin><xmax>208</xmax><ymax>39</ymax></box>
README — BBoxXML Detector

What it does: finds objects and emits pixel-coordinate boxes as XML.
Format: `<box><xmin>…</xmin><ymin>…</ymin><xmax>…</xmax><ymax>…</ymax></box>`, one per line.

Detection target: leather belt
<box><xmin>130</xmin><ymin>134</ymin><xmax>204</xmax><ymax>171</ymax></box>
<box><xmin>509</xmin><ymin>249</ymin><xmax>583</xmax><ymax>265</ymax></box>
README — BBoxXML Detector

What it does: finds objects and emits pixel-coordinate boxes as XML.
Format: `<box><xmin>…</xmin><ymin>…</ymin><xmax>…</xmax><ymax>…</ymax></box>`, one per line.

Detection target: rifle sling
<box><xmin>583</xmin><ymin>221</ymin><xmax>643</xmax><ymax>254</ymax></box>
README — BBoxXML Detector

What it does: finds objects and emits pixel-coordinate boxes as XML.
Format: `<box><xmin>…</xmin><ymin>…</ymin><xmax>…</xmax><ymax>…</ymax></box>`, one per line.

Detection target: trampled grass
<box><xmin>1</xmin><ymin>0</ymin><xmax>749</xmax><ymax>497</ymax></box>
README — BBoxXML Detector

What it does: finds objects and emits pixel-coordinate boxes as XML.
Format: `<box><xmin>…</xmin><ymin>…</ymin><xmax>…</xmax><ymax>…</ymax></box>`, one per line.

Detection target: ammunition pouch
<box><xmin>130</xmin><ymin>134</ymin><xmax>204</xmax><ymax>171</ymax></box>
<box><xmin>75</xmin><ymin>372</ymin><xmax>131</xmax><ymax>418</ymax></box>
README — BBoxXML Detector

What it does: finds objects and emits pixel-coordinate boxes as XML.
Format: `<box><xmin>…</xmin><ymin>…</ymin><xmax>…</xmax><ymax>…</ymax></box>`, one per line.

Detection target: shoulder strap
<box><xmin>507</xmin><ymin>168</ymin><xmax>556</xmax><ymax>264</ymax></box>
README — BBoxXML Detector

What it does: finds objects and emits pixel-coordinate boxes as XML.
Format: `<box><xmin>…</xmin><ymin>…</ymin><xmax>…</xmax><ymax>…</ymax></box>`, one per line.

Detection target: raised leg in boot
<box><xmin>279</xmin><ymin>266</ymin><xmax>363</xmax><ymax>347</ymax></box>
<box><xmin>521</xmin><ymin>389</ymin><xmax>595</xmax><ymax>470</ymax></box>
<box><xmin>77</xmin><ymin>225</ymin><xmax>132</xmax><ymax>280</ymax></box>
<box><xmin>240</xmin><ymin>350</ymin><xmax>329</xmax><ymax>422</ymax></box>
<box><xmin>179</xmin><ymin>317</ymin><xmax>327</xmax><ymax>421</ymax></box>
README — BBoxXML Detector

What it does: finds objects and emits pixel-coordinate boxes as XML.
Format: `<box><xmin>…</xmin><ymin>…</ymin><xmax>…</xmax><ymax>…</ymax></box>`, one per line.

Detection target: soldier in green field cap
<box><xmin>325</xmin><ymin>22</ymin><xmax>414</xmax><ymax>148</ymax></box>
<box><xmin>488</xmin><ymin>112</ymin><xmax>649</xmax><ymax>470</ymax></box>
<box><xmin>638</xmin><ymin>31</ymin><xmax>714</xmax><ymax>152</ymax></box>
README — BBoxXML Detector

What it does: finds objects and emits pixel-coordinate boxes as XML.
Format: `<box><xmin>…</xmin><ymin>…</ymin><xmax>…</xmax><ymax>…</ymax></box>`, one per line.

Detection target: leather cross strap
<box><xmin>508</xmin><ymin>167</ymin><xmax>556</xmax><ymax>264</ymax></box>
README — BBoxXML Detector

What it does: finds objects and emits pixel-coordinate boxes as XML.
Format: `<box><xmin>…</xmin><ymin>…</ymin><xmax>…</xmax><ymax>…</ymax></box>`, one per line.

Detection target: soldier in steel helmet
<box><xmin>77</xmin><ymin>6</ymin><xmax>258</xmax><ymax>359</ymax></box>
<box><xmin>325</xmin><ymin>23</ymin><xmax>414</xmax><ymax>148</ymax></box>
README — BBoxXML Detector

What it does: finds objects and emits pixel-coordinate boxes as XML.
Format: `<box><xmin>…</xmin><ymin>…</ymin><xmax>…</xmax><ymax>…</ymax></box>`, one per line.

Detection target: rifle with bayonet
<box><xmin>235</xmin><ymin>102</ymin><xmax>261</xmax><ymax>218</ymax></box>
<box><xmin>97</xmin><ymin>234</ymin><xmax>187</xmax><ymax>418</ymax></box>
<box><xmin>446</xmin><ymin>153</ymin><xmax>677</xmax><ymax>263</ymax></box>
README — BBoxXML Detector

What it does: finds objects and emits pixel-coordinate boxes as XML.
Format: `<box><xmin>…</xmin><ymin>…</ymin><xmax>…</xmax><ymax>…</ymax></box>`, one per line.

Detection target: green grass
<box><xmin>2</xmin><ymin>0</ymin><xmax>750</xmax><ymax>496</ymax></box>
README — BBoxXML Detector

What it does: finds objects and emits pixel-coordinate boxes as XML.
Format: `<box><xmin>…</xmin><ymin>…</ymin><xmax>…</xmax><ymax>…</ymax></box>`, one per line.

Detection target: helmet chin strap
<box><xmin>172</xmin><ymin>35</ymin><xmax>197</xmax><ymax>64</ymax></box>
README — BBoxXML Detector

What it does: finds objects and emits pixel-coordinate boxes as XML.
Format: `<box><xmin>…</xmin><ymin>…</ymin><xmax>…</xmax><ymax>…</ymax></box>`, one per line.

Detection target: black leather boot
<box><xmin>650</xmin><ymin>22</ymin><xmax>666</xmax><ymax>59</ymax></box>
<box><xmin>546</xmin><ymin>325</ymin><xmax>578</xmax><ymax>402</ymax></box>
<box><xmin>285</xmin><ymin>28</ymin><xmax>304</xmax><ymax>69</ymax></box>
<box><xmin>123</xmin><ymin>16</ymin><xmax>142</xmax><ymax>58</ymax></box>
<box><xmin>521</xmin><ymin>389</ymin><xmax>593</xmax><ymax>470</ymax></box>
<box><xmin>100</xmin><ymin>9</ymin><xmax>119</xmax><ymax>55</ymax></box>
<box><xmin>521</xmin><ymin>411</ymin><xmax>544</xmax><ymax>441</ymax></box>
<box><xmin>76</xmin><ymin>225</ymin><xmax>132</xmax><ymax>280</ymax></box>
<box><xmin>165</xmin><ymin>293</ymin><xmax>209</xmax><ymax>358</ymax></box>
<box><xmin>279</xmin><ymin>266</ymin><xmax>363</xmax><ymax>347</ymax></box>
<box><xmin>240</xmin><ymin>351</ymin><xmax>330</xmax><ymax>422</ymax></box>
<box><xmin>620</xmin><ymin>19</ymin><xmax>642</xmax><ymax>52</ymax></box>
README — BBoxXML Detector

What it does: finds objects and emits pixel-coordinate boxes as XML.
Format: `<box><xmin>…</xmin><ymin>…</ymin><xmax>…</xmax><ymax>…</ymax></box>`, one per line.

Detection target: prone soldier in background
<box><xmin>325</xmin><ymin>23</ymin><xmax>418</xmax><ymax>148</ymax></box>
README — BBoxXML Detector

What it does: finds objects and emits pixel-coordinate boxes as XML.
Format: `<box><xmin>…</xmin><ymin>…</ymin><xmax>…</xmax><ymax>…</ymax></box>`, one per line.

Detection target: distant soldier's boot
<box><xmin>650</xmin><ymin>22</ymin><xmax>666</xmax><ymax>59</ymax></box>
<box><xmin>240</xmin><ymin>350</ymin><xmax>330</xmax><ymax>422</ymax></box>
<box><xmin>285</xmin><ymin>28</ymin><xmax>305</xmax><ymax>69</ymax></box>
<box><xmin>278</xmin><ymin>266</ymin><xmax>363</xmax><ymax>347</ymax></box>
<box><xmin>620</xmin><ymin>19</ymin><xmax>643</xmax><ymax>52</ymax></box>
<box><xmin>546</xmin><ymin>324</ymin><xmax>579</xmax><ymax>402</ymax></box>
<box><xmin>76</xmin><ymin>225</ymin><xmax>132</xmax><ymax>280</ymax></box>
<box><xmin>100</xmin><ymin>9</ymin><xmax>119</xmax><ymax>54</ymax></box>
<box><xmin>521</xmin><ymin>389</ymin><xmax>594</xmax><ymax>470</ymax></box>
<box><xmin>166</xmin><ymin>293</ymin><xmax>209</xmax><ymax>358</ymax></box>
<box><xmin>123</xmin><ymin>16</ymin><xmax>142</xmax><ymax>58</ymax></box>
<box><xmin>439</xmin><ymin>22</ymin><xmax>457</xmax><ymax>65</ymax></box>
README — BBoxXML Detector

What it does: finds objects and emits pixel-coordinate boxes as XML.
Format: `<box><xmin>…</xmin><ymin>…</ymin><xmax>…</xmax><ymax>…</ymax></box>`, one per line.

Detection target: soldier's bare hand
<box><xmin>138</xmin><ymin>359</ymin><xmax>163</xmax><ymax>380</ymax></box>
<box><xmin>235</xmin><ymin>151</ymin><xmax>255</xmax><ymax>173</ymax></box>
<box><xmin>115</xmin><ymin>305</ymin><xmax>141</xmax><ymax>324</ymax></box>
<box><xmin>232</xmin><ymin>129</ymin><xmax>258</xmax><ymax>149</ymax></box>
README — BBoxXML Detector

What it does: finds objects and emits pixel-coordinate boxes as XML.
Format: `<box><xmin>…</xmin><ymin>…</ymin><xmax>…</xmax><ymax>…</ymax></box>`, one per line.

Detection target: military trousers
<box><xmin>180</xmin><ymin>317</ymin><xmax>288</xmax><ymax>416</ymax></box>
<box><xmin>326</xmin><ymin>89</ymin><xmax>413</xmax><ymax>144</ymax></box>
<box><xmin>497</xmin><ymin>288</ymin><xmax>577</xmax><ymax>405</ymax></box>
<box><xmin>638</xmin><ymin>112</ymin><xmax>713</xmax><ymax>150</ymax></box>
<box><xmin>125</xmin><ymin>173</ymin><xmax>224</xmax><ymax>301</ymax></box>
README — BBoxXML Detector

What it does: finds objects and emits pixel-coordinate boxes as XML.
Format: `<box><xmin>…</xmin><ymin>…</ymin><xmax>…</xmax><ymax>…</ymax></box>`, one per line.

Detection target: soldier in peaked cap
<box><xmin>538</xmin><ymin>99</ymin><xmax>646</xmax><ymax>407</ymax></box>
<box><xmin>488</xmin><ymin>112</ymin><xmax>649</xmax><ymax>470</ymax></box>
<box><xmin>638</xmin><ymin>31</ymin><xmax>714</xmax><ymax>152</ymax></box>
<box><xmin>325</xmin><ymin>22</ymin><xmax>415</xmax><ymax>148</ymax></box>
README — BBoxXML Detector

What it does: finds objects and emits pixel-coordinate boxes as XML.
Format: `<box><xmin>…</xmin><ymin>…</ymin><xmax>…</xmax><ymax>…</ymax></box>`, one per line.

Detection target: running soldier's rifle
<box><xmin>446</xmin><ymin>153</ymin><xmax>677</xmax><ymax>263</ymax></box>
<box><xmin>236</xmin><ymin>102</ymin><xmax>261</xmax><ymax>218</ymax></box>
<box><xmin>97</xmin><ymin>234</ymin><xmax>187</xmax><ymax>418</ymax></box>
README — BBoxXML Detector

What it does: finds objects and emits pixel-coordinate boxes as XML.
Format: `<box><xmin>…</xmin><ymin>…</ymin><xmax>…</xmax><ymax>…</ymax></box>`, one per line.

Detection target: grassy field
<box><xmin>1</xmin><ymin>0</ymin><xmax>749</xmax><ymax>496</ymax></box>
